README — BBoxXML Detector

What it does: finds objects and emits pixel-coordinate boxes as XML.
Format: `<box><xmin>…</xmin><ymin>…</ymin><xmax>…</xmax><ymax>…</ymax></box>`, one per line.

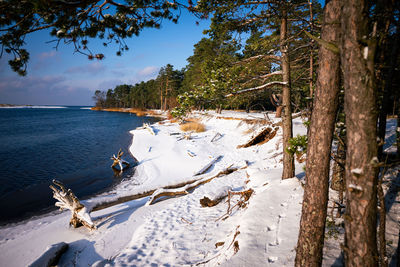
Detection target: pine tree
<box><xmin>295</xmin><ymin>0</ymin><xmax>341</xmax><ymax>264</ymax></box>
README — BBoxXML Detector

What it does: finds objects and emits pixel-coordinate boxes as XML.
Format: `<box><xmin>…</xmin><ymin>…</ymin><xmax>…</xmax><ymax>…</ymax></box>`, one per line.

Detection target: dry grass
<box><xmin>242</xmin><ymin>128</ymin><xmax>255</xmax><ymax>135</ymax></box>
<box><xmin>91</xmin><ymin>107</ymin><xmax>149</xmax><ymax>116</ymax></box>
<box><xmin>180</xmin><ymin>122</ymin><xmax>206</xmax><ymax>132</ymax></box>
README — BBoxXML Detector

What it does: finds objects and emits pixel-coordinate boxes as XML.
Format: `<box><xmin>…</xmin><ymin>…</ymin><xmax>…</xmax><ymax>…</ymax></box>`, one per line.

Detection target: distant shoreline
<box><xmin>91</xmin><ymin>107</ymin><xmax>167</xmax><ymax>118</ymax></box>
<box><xmin>0</xmin><ymin>104</ymin><xmax>32</xmax><ymax>107</ymax></box>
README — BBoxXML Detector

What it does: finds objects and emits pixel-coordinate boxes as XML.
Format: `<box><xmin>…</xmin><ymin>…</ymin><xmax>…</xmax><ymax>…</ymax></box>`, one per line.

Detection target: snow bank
<box><xmin>0</xmin><ymin>110</ymin><xmax>313</xmax><ymax>266</ymax></box>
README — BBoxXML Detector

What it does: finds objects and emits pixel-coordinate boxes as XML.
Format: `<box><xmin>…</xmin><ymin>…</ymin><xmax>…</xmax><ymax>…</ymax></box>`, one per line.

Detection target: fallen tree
<box><xmin>146</xmin><ymin>162</ymin><xmax>247</xmax><ymax>205</ymax></box>
<box><xmin>237</xmin><ymin>127</ymin><xmax>278</xmax><ymax>148</ymax></box>
<box><xmin>50</xmin><ymin>158</ymin><xmax>247</xmax><ymax>230</ymax></box>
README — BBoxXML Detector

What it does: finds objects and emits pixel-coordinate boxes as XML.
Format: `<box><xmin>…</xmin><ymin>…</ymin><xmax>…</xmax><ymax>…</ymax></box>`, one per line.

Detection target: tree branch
<box><xmin>304</xmin><ymin>30</ymin><xmax>339</xmax><ymax>54</ymax></box>
<box><xmin>225</xmin><ymin>81</ymin><xmax>287</xmax><ymax>97</ymax></box>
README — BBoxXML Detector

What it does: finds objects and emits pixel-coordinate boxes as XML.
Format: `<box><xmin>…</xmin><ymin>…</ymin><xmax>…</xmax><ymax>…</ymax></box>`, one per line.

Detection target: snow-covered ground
<box><xmin>0</xmin><ymin>111</ymin><xmax>398</xmax><ymax>266</ymax></box>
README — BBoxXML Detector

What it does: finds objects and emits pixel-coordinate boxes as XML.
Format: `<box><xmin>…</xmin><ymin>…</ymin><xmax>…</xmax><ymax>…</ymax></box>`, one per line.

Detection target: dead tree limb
<box><xmin>226</xmin><ymin>189</ymin><xmax>254</xmax><ymax>214</ymax></box>
<box><xmin>143</xmin><ymin>123</ymin><xmax>155</xmax><ymax>135</ymax></box>
<box><xmin>50</xmin><ymin>161</ymin><xmax>247</xmax><ymax>230</ymax></box>
<box><xmin>194</xmin><ymin>155</ymin><xmax>223</xmax><ymax>176</ymax></box>
<box><xmin>146</xmin><ymin>162</ymin><xmax>248</xmax><ymax>206</ymax></box>
<box><xmin>211</xmin><ymin>132</ymin><xmax>223</xmax><ymax>143</ymax></box>
<box><xmin>237</xmin><ymin>127</ymin><xmax>278</xmax><ymax>148</ymax></box>
<box><xmin>111</xmin><ymin>149</ymin><xmax>130</xmax><ymax>170</ymax></box>
<box><xmin>50</xmin><ymin>180</ymin><xmax>96</xmax><ymax>229</ymax></box>
<box><xmin>200</xmin><ymin>186</ymin><xmax>232</xmax><ymax>207</ymax></box>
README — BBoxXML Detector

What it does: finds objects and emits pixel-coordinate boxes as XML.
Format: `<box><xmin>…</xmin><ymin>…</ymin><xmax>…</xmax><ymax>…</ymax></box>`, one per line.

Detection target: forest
<box><xmin>1</xmin><ymin>0</ymin><xmax>400</xmax><ymax>266</ymax></box>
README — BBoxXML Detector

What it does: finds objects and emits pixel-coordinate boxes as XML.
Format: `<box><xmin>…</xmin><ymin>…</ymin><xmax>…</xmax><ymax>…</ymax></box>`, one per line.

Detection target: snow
<box><xmin>349</xmin><ymin>184</ymin><xmax>363</xmax><ymax>191</ymax></box>
<box><xmin>0</xmin><ymin>111</ymin><xmax>397</xmax><ymax>267</ymax></box>
<box><xmin>351</xmin><ymin>168</ymin><xmax>363</xmax><ymax>175</ymax></box>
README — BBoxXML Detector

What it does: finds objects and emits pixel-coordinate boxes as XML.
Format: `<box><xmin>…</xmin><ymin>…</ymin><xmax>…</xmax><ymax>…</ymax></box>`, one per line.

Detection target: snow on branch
<box><xmin>244</xmin><ymin>71</ymin><xmax>283</xmax><ymax>85</ymax></box>
<box><xmin>234</xmin><ymin>54</ymin><xmax>281</xmax><ymax>65</ymax></box>
<box><xmin>225</xmin><ymin>81</ymin><xmax>288</xmax><ymax>97</ymax></box>
<box><xmin>50</xmin><ymin>180</ymin><xmax>96</xmax><ymax>229</ymax></box>
<box><xmin>146</xmin><ymin>162</ymin><xmax>249</xmax><ymax>206</ymax></box>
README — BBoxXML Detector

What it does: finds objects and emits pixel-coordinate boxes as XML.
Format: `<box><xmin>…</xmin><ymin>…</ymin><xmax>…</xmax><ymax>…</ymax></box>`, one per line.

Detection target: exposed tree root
<box><xmin>50</xmin><ymin>180</ymin><xmax>96</xmax><ymax>230</ymax></box>
<box><xmin>110</xmin><ymin>149</ymin><xmax>130</xmax><ymax>171</ymax></box>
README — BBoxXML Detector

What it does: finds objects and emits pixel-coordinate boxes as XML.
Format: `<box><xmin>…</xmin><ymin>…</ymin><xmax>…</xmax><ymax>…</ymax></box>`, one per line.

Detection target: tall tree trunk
<box><xmin>376</xmin><ymin>4</ymin><xmax>397</xmax><ymax>159</ymax></box>
<box><xmin>160</xmin><ymin>85</ymin><xmax>163</xmax><ymax>110</ymax></box>
<box><xmin>309</xmin><ymin>0</ymin><xmax>314</xmax><ymax>100</ymax></box>
<box><xmin>280</xmin><ymin>9</ymin><xmax>295</xmax><ymax>179</ymax></box>
<box><xmin>341</xmin><ymin>0</ymin><xmax>379</xmax><ymax>266</ymax></box>
<box><xmin>295</xmin><ymin>0</ymin><xmax>341</xmax><ymax>265</ymax></box>
<box><xmin>164</xmin><ymin>78</ymin><xmax>169</xmax><ymax>111</ymax></box>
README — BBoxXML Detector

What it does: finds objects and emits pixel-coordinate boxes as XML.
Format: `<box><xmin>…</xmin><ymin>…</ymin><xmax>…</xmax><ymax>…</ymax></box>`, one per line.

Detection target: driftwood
<box><xmin>28</xmin><ymin>242</ymin><xmax>68</xmax><ymax>267</ymax></box>
<box><xmin>177</xmin><ymin>131</ymin><xmax>193</xmax><ymax>141</ymax></box>
<box><xmin>194</xmin><ymin>155</ymin><xmax>223</xmax><ymax>176</ymax></box>
<box><xmin>50</xmin><ymin>180</ymin><xmax>95</xmax><ymax>229</ymax></box>
<box><xmin>200</xmin><ymin>196</ymin><xmax>224</xmax><ymax>207</ymax></box>
<box><xmin>146</xmin><ymin>162</ymin><xmax>248</xmax><ymax>206</ymax></box>
<box><xmin>211</xmin><ymin>132</ymin><xmax>223</xmax><ymax>142</ymax></box>
<box><xmin>200</xmin><ymin>186</ymin><xmax>231</xmax><ymax>207</ymax></box>
<box><xmin>143</xmin><ymin>123</ymin><xmax>155</xmax><ymax>135</ymax></box>
<box><xmin>111</xmin><ymin>149</ymin><xmax>130</xmax><ymax>170</ymax></box>
<box><xmin>50</xmin><ymin>161</ymin><xmax>247</xmax><ymax>230</ymax></box>
<box><xmin>237</xmin><ymin>127</ymin><xmax>278</xmax><ymax>148</ymax></box>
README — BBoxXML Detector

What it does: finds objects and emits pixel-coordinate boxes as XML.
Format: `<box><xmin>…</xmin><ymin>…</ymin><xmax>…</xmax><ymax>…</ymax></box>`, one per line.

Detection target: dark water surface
<box><xmin>0</xmin><ymin>107</ymin><xmax>159</xmax><ymax>225</ymax></box>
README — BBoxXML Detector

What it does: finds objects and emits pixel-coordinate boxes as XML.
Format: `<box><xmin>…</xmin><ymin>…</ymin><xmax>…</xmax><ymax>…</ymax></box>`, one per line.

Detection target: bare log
<box><xmin>194</xmin><ymin>155</ymin><xmax>223</xmax><ymax>176</ymax></box>
<box><xmin>51</xmin><ymin>161</ymin><xmax>247</xmax><ymax>229</ymax></box>
<box><xmin>200</xmin><ymin>186</ymin><xmax>231</xmax><ymax>207</ymax></box>
<box><xmin>147</xmin><ymin>162</ymin><xmax>248</xmax><ymax>206</ymax></box>
<box><xmin>28</xmin><ymin>242</ymin><xmax>68</xmax><ymax>267</ymax></box>
<box><xmin>237</xmin><ymin>127</ymin><xmax>278</xmax><ymax>148</ymax></box>
<box><xmin>50</xmin><ymin>180</ymin><xmax>95</xmax><ymax>229</ymax></box>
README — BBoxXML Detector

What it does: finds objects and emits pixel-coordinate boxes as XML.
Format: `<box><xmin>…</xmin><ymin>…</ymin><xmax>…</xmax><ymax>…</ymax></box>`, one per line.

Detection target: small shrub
<box><xmin>286</xmin><ymin>134</ymin><xmax>308</xmax><ymax>156</ymax></box>
<box><xmin>180</xmin><ymin>122</ymin><xmax>206</xmax><ymax>132</ymax></box>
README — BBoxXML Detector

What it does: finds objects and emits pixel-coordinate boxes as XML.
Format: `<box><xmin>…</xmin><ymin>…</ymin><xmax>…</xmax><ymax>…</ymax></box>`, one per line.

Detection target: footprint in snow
<box><xmin>268</xmin><ymin>256</ymin><xmax>278</xmax><ymax>263</ymax></box>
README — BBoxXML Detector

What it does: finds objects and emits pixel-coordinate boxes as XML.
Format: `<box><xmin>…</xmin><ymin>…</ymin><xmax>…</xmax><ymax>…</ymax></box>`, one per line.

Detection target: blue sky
<box><xmin>0</xmin><ymin>10</ymin><xmax>210</xmax><ymax>106</ymax></box>
<box><xmin>0</xmin><ymin>1</ymin><xmax>324</xmax><ymax>106</ymax></box>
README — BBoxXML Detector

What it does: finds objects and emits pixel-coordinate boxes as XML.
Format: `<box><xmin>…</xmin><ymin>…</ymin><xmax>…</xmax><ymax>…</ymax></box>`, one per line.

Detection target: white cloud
<box><xmin>137</xmin><ymin>66</ymin><xmax>159</xmax><ymax>78</ymax></box>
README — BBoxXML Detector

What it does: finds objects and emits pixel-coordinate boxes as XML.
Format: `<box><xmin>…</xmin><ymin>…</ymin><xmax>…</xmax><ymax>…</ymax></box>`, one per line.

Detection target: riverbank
<box><xmin>0</xmin><ymin>107</ymin><xmax>160</xmax><ymax>225</ymax></box>
<box><xmin>0</xmin><ymin>110</ymin><xmax>398</xmax><ymax>266</ymax></box>
<box><xmin>91</xmin><ymin>107</ymin><xmax>166</xmax><ymax>118</ymax></box>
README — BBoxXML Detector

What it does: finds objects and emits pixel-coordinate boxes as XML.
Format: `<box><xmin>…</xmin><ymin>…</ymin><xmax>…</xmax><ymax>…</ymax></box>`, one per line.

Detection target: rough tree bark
<box><xmin>280</xmin><ymin>8</ymin><xmax>295</xmax><ymax>179</ymax></box>
<box><xmin>295</xmin><ymin>0</ymin><xmax>341</xmax><ymax>265</ymax></box>
<box><xmin>308</xmin><ymin>0</ymin><xmax>314</xmax><ymax>100</ymax></box>
<box><xmin>341</xmin><ymin>0</ymin><xmax>379</xmax><ymax>265</ymax></box>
